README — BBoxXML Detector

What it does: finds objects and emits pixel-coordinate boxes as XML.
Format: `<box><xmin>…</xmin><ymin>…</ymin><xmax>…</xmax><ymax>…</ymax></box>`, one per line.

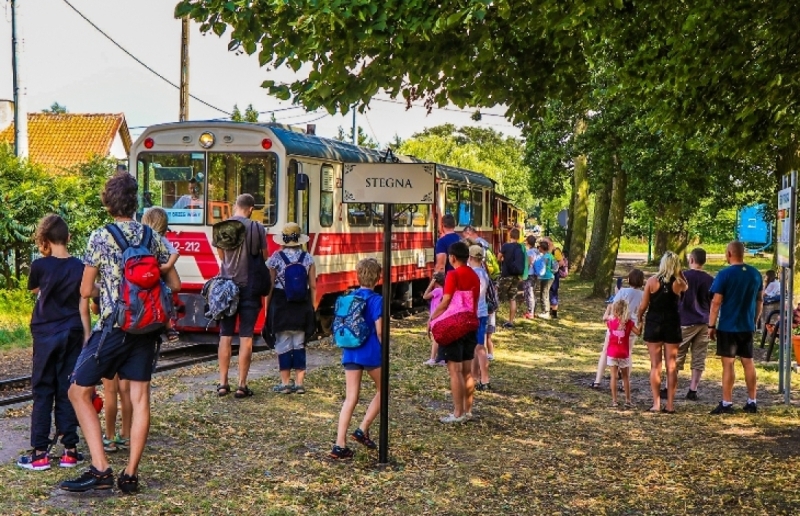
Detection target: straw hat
<box><xmin>273</xmin><ymin>222</ymin><xmax>309</xmax><ymax>247</ymax></box>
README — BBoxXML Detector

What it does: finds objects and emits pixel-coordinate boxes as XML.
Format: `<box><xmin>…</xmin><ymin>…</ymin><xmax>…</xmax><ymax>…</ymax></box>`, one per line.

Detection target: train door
<box><xmin>287</xmin><ymin>159</ymin><xmax>310</xmax><ymax>236</ymax></box>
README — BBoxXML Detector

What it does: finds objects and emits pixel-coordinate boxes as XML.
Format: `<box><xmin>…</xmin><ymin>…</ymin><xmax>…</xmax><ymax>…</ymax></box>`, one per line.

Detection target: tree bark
<box><xmin>654</xmin><ymin>229</ymin><xmax>668</xmax><ymax>260</ymax></box>
<box><xmin>580</xmin><ymin>177</ymin><xmax>613</xmax><ymax>280</ymax></box>
<box><xmin>593</xmin><ymin>160</ymin><xmax>627</xmax><ymax>298</ymax></box>
<box><xmin>564</xmin><ymin>186</ymin><xmax>575</xmax><ymax>255</ymax></box>
<box><xmin>569</xmin><ymin>119</ymin><xmax>589</xmax><ymax>272</ymax></box>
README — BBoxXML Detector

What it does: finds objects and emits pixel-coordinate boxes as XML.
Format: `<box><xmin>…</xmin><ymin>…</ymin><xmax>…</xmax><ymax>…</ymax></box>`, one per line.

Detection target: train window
<box><xmin>208</xmin><ymin>152</ymin><xmax>278</xmax><ymax>226</ymax></box>
<box><xmin>413</xmin><ymin>204</ymin><xmax>430</xmax><ymax>227</ymax></box>
<box><xmin>372</xmin><ymin>204</ymin><xmax>385</xmax><ymax>226</ymax></box>
<box><xmin>320</xmin><ymin>164</ymin><xmax>334</xmax><ymax>228</ymax></box>
<box><xmin>458</xmin><ymin>188</ymin><xmax>472</xmax><ymax>226</ymax></box>
<box><xmin>348</xmin><ymin>203</ymin><xmax>372</xmax><ymax>227</ymax></box>
<box><xmin>137</xmin><ymin>152</ymin><xmax>205</xmax><ymax>225</ymax></box>
<box><xmin>392</xmin><ymin>205</ymin><xmax>414</xmax><ymax>227</ymax></box>
<box><xmin>445</xmin><ymin>186</ymin><xmax>459</xmax><ymax>218</ymax></box>
<box><xmin>471</xmin><ymin>189</ymin><xmax>483</xmax><ymax>227</ymax></box>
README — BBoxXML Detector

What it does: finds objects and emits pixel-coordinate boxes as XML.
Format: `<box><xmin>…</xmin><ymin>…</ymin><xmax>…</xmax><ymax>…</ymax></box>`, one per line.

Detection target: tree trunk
<box><xmin>580</xmin><ymin>177</ymin><xmax>613</xmax><ymax>280</ymax></box>
<box><xmin>593</xmin><ymin>161</ymin><xmax>627</xmax><ymax>297</ymax></box>
<box><xmin>654</xmin><ymin>229</ymin><xmax>668</xmax><ymax>260</ymax></box>
<box><xmin>569</xmin><ymin>119</ymin><xmax>589</xmax><ymax>272</ymax></box>
<box><xmin>564</xmin><ymin>187</ymin><xmax>575</xmax><ymax>255</ymax></box>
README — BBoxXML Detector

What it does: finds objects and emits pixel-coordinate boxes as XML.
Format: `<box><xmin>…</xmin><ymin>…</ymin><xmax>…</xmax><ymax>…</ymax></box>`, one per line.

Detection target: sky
<box><xmin>0</xmin><ymin>0</ymin><xmax>520</xmax><ymax>146</ymax></box>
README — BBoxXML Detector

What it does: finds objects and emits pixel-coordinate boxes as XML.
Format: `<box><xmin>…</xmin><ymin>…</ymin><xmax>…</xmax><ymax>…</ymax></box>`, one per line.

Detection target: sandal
<box><xmin>216</xmin><ymin>384</ymin><xmax>231</xmax><ymax>397</ymax></box>
<box><xmin>166</xmin><ymin>329</ymin><xmax>180</xmax><ymax>343</ymax></box>
<box><xmin>272</xmin><ymin>384</ymin><xmax>292</xmax><ymax>394</ymax></box>
<box><xmin>661</xmin><ymin>407</ymin><xmax>676</xmax><ymax>414</ymax></box>
<box><xmin>610</xmin><ymin>402</ymin><xmax>619</xmax><ymax>408</ymax></box>
<box><xmin>589</xmin><ymin>382</ymin><xmax>602</xmax><ymax>390</ymax></box>
<box><xmin>234</xmin><ymin>386</ymin><xmax>254</xmax><ymax>398</ymax></box>
<box><xmin>293</xmin><ymin>385</ymin><xmax>306</xmax><ymax>394</ymax></box>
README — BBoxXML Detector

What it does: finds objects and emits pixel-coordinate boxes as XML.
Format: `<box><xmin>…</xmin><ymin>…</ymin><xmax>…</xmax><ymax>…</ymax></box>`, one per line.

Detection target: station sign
<box><xmin>342</xmin><ymin>163</ymin><xmax>435</xmax><ymax>205</ymax></box>
<box><xmin>777</xmin><ymin>186</ymin><xmax>793</xmax><ymax>267</ymax></box>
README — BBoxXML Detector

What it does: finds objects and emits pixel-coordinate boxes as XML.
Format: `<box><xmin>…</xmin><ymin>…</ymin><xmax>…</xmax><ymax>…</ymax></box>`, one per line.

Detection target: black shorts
<box><xmin>437</xmin><ymin>331</ymin><xmax>477</xmax><ymax>363</ymax></box>
<box><xmin>643</xmin><ymin>317</ymin><xmax>682</xmax><ymax>344</ymax></box>
<box><xmin>219</xmin><ymin>286</ymin><xmax>263</xmax><ymax>338</ymax></box>
<box><xmin>343</xmin><ymin>362</ymin><xmax>379</xmax><ymax>372</ymax></box>
<box><xmin>716</xmin><ymin>330</ymin><xmax>754</xmax><ymax>359</ymax></box>
<box><xmin>71</xmin><ymin>327</ymin><xmax>160</xmax><ymax>386</ymax></box>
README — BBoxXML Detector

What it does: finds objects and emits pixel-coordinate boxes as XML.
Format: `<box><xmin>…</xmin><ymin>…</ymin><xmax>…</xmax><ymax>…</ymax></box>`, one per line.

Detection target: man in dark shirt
<box><xmin>434</xmin><ymin>214</ymin><xmax>461</xmax><ymax>274</ymax></box>
<box><xmin>674</xmin><ymin>248</ymin><xmax>714</xmax><ymax>400</ymax></box>
<box><xmin>497</xmin><ymin>228</ymin><xmax>525</xmax><ymax>328</ymax></box>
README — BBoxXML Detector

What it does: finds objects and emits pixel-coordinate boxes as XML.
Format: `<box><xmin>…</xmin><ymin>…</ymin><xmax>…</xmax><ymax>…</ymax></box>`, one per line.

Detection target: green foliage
<box><xmin>0</xmin><ymin>144</ymin><xmax>113</xmax><ymax>286</ymax></box>
<box><xmin>0</xmin><ymin>288</ymin><xmax>33</xmax><ymax>350</ymax></box>
<box><xmin>41</xmin><ymin>102</ymin><xmax>67</xmax><ymax>114</ymax></box>
<box><xmin>398</xmin><ymin>124</ymin><xmax>534</xmax><ymax>211</ymax></box>
<box><xmin>231</xmin><ymin>104</ymin><xmax>259</xmax><ymax>122</ymax></box>
<box><xmin>334</xmin><ymin>125</ymin><xmax>379</xmax><ymax>149</ymax></box>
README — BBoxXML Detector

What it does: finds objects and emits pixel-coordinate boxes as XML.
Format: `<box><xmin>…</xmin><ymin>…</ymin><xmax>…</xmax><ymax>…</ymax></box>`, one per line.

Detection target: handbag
<box><xmin>430</xmin><ymin>290</ymin><xmax>479</xmax><ymax>346</ymax></box>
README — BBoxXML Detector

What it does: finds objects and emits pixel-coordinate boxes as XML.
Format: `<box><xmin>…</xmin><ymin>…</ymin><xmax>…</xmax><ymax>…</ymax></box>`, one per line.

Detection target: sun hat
<box><xmin>273</xmin><ymin>222</ymin><xmax>309</xmax><ymax>247</ymax></box>
<box><xmin>469</xmin><ymin>244</ymin><xmax>485</xmax><ymax>260</ymax></box>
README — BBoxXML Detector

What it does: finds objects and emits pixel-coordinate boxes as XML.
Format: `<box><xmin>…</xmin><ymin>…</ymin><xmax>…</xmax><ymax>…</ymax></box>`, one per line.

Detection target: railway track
<box><xmin>0</xmin><ymin>303</ymin><xmax>429</xmax><ymax>408</ymax></box>
<box><xmin>0</xmin><ymin>342</ymin><xmax>273</xmax><ymax>408</ymax></box>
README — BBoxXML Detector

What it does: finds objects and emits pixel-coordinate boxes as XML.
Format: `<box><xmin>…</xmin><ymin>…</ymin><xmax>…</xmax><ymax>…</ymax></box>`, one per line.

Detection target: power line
<box><xmin>61</xmin><ymin>0</ymin><xmax>231</xmax><ymax>116</ymax></box>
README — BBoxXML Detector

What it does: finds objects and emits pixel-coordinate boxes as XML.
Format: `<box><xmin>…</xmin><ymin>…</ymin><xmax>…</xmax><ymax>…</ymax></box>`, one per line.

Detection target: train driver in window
<box><xmin>173</xmin><ymin>177</ymin><xmax>204</xmax><ymax>209</ymax></box>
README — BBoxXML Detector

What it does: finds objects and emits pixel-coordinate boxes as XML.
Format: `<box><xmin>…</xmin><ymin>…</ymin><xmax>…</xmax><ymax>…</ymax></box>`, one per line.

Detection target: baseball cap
<box><xmin>469</xmin><ymin>244</ymin><xmax>485</xmax><ymax>260</ymax></box>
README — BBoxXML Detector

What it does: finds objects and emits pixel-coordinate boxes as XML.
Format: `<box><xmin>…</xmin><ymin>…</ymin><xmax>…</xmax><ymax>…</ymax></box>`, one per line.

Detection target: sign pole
<box><xmin>785</xmin><ymin>171</ymin><xmax>796</xmax><ymax>404</ymax></box>
<box><xmin>378</xmin><ymin>202</ymin><xmax>392</xmax><ymax>465</ymax></box>
<box><xmin>340</xmin><ymin>151</ymin><xmax>435</xmax><ymax>464</ymax></box>
<box><xmin>776</xmin><ymin>174</ymin><xmax>795</xmax><ymax>402</ymax></box>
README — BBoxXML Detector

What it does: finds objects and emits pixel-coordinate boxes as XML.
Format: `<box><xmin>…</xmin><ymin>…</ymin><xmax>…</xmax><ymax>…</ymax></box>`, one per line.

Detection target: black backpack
<box><xmin>505</xmin><ymin>244</ymin><xmax>524</xmax><ymax>276</ymax></box>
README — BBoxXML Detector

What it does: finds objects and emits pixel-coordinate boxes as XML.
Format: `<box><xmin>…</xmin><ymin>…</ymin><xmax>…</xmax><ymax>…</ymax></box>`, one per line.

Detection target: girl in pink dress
<box><xmin>605</xmin><ymin>299</ymin><xmax>641</xmax><ymax>407</ymax></box>
<box><xmin>423</xmin><ymin>273</ymin><xmax>446</xmax><ymax>366</ymax></box>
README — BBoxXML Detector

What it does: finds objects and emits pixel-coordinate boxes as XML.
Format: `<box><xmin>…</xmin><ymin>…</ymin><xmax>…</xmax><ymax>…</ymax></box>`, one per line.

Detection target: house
<box><xmin>0</xmin><ymin>100</ymin><xmax>132</xmax><ymax>171</ymax></box>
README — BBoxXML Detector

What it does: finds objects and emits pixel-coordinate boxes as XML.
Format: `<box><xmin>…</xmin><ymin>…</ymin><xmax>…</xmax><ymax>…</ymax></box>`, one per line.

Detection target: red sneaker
<box><xmin>60</xmin><ymin>449</ymin><xmax>84</xmax><ymax>468</ymax></box>
<box><xmin>17</xmin><ymin>451</ymin><xmax>50</xmax><ymax>471</ymax></box>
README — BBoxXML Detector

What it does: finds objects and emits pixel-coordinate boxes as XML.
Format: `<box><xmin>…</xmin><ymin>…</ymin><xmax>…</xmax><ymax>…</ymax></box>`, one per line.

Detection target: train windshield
<box><xmin>137</xmin><ymin>151</ymin><xmax>278</xmax><ymax>226</ymax></box>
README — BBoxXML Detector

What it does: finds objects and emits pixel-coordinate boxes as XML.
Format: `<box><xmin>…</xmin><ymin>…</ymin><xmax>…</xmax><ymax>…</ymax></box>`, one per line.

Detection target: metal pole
<box><xmin>647</xmin><ymin>220</ymin><xmax>653</xmax><ymax>263</ymax></box>
<box><xmin>11</xmin><ymin>0</ymin><xmax>28</xmax><ymax>158</ymax></box>
<box><xmin>179</xmin><ymin>17</ymin><xmax>190</xmax><ymax>122</ymax></box>
<box><xmin>352</xmin><ymin>107</ymin><xmax>357</xmax><ymax>145</ymax></box>
<box><xmin>378</xmin><ymin>203</ymin><xmax>392</xmax><ymax>464</ymax></box>
<box><xmin>783</xmin><ymin>170</ymin><xmax>797</xmax><ymax>405</ymax></box>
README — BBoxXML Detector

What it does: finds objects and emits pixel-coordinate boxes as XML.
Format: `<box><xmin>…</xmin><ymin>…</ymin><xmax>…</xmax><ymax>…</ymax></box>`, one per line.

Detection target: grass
<box><xmin>0</xmin><ymin>290</ymin><xmax>33</xmax><ymax>351</ymax></box>
<box><xmin>618</xmin><ymin>238</ymin><xmax>732</xmax><ymax>254</ymax></box>
<box><xmin>1</xmin><ymin>276</ymin><xmax>799</xmax><ymax>515</ymax></box>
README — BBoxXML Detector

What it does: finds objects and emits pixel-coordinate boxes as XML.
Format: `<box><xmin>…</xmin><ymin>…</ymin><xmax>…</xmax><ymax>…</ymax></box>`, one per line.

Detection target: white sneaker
<box><xmin>537</xmin><ymin>313</ymin><xmax>551</xmax><ymax>319</ymax></box>
<box><xmin>487</xmin><ymin>353</ymin><xmax>494</xmax><ymax>361</ymax></box>
<box><xmin>464</xmin><ymin>412</ymin><xmax>474</xmax><ymax>420</ymax></box>
<box><xmin>423</xmin><ymin>359</ymin><xmax>437</xmax><ymax>366</ymax></box>
<box><xmin>439</xmin><ymin>413</ymin><xmax>466</xmax><ymax>424</ymax></box>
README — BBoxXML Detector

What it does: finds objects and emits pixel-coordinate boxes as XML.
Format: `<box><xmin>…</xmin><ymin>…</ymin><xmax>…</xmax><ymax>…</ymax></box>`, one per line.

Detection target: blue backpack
<box><xmin>278</xmin><ymin>251</ymin><xmax>308</xmax><ymax>302</ymax></box>
<box><xmin>332</xmin><ymin>291</ymin><xmax>374</xmax><ymax>348</ymax></box>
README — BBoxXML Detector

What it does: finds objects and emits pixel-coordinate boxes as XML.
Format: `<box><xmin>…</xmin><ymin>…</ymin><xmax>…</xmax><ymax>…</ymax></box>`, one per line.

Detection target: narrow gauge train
<box><xmin>130</xmin><ymin>121</ymin><xmax>525</xmax><ymax>333</ymax></box>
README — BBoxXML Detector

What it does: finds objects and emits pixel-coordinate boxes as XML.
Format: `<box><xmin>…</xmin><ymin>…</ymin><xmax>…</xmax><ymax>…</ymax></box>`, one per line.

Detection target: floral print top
<box><xmin>83</xmin><ymin>221</ymin><xmax>169</xmax><ymax>330</ymax></box>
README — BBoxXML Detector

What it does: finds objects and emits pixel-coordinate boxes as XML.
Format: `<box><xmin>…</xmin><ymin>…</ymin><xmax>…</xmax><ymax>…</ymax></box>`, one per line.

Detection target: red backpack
<box><xmin>106</xmin><ymin>224</ymin><xmax>173</xmax><ymax>334</ymax></box>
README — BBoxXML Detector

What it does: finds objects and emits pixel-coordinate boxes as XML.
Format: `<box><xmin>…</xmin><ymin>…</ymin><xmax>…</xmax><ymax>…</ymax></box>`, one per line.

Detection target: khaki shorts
<box><xmin>497</xmin><ymin>276</ymin><xmax>520</xmax><ymax>303</ymax></box>
<box><xmin>676</xmin><ymin>324</ymin><xmax>709</xmax><ymax>371</ymax></box>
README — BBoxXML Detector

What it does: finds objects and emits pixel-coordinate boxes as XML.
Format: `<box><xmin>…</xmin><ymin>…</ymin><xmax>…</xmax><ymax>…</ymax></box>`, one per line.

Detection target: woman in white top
<box><xmin>761</xmin><ymin>270</ymin><xmax>780</xmax><ymax>329</ymax></box>
<box><xmin>591</xmin><ymin>269</ymin><xmax>646</xmax><ymax>389</ymax></box>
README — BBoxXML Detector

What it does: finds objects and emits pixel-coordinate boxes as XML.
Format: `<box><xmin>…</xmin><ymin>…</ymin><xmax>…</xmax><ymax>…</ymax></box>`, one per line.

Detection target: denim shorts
<box><xmin>71</xmin><ymin>327</ymin><xmax>160</xmax><ymax>386</ymax></box>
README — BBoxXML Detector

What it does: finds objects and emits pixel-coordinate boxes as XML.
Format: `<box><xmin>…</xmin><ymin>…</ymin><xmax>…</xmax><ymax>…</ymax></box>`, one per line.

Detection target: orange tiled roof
<box><xmin>0</xmin><ymin>113</ymin><xmax>131</xmax><ymax>170</ymax></box>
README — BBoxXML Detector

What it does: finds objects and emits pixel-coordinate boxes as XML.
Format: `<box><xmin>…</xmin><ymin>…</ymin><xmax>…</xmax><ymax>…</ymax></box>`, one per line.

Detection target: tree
<box><xmin>231</xmin><ymin>104</ymin><xmax>259</xmax><ymax>122</ymax></box>
<box><xmin>175</xmin><ymin>0</ymin><xmax>592</xmax><ymax>124</ymax></box>
<box><xmin>42</xmin><ymin>102</ymin><xmax>67</xmax><ymax>114</ymax></box>
<box><xmin>398</xmin><ymin>124</ymin><xmax>534</xmax><ymax>211</ymax></box>
<box><xmin>334</xmin><ymin>125</ymin><xmax>379</xmax><ymax>149</ymax></box>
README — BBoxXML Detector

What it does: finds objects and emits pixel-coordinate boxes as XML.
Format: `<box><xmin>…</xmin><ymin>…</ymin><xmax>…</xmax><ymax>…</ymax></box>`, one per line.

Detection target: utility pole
<box><xmin>179</xmin><ymin>17</ymin><xmax>190</xmax><ymax>122</ymax></box>
<box><xmin>11</xmin><ymin>0</ymin><xmax>28</xmax><ymax>157</ymax></box>
<box><xmin>351</xmin><ymin>105</ymin><xmax>357</xmax><ymax>144</ymax></box>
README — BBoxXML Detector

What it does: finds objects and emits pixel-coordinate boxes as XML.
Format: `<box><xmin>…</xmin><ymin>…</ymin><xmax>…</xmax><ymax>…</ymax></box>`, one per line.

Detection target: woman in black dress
<box><xmin>637</xmin><ymin>251</ymin><xmax>687</xmax><ymax>413</ymax></box>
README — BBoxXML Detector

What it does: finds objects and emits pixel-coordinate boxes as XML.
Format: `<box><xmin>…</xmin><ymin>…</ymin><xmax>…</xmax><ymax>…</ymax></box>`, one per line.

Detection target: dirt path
<box><xmin>0</xmin><ymin>345</ymin><xmax>341</xmax><ymax>466</ymax></box>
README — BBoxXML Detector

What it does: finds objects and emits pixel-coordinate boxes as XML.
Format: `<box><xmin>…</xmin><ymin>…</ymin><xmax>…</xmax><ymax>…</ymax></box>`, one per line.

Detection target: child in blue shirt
<box><xmin>330</xmin><ymin>258</ymin><xmax>383</xmax><ymax>460</ymax></box>
<box><xmin>17</xmin><ymin>215</ymin><xmax>89</xmax><ymax>471</ymax></box>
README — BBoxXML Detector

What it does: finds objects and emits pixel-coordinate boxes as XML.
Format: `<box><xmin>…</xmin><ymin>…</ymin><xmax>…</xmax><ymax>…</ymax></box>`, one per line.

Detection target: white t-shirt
<box><xmin>614</xmin><ymin>287</ymin><xmax>644</xmax><ymax>324</ymax></box>
<box><xmin>764</xmin><ymin>280</ymin><xmax>780</xmax><ymax>299</ymax></box>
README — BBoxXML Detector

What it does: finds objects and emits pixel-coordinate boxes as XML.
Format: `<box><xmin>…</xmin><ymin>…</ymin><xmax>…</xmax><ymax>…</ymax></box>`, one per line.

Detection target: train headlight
<box><xmin>199</xmin><ymin>132</ymin><xmax>216</xmax><ymax>149</ymax></box>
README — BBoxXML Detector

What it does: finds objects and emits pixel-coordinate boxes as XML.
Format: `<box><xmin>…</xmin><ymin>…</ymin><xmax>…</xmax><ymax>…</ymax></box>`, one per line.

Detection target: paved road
<box><xmin>617</xmin><ymin>252</ymin><xmax>727</xmax><ymax>264</ymax></box>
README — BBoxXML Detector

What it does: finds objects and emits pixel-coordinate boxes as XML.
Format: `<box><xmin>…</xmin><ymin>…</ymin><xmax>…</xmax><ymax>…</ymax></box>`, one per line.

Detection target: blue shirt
<box><xmin>435</xmin><ymin>232</ymin><xmax>461</xmax><ymax>272</ymax></box>
<box><xmin>341</xmin><ymin>288</ymin><xmax>383</xmax><ymax>368</ymax></box>
<box><xmin>710</xmin><ymin>263</ymin><xmax>763</xmax><ymax>332</ymax></box>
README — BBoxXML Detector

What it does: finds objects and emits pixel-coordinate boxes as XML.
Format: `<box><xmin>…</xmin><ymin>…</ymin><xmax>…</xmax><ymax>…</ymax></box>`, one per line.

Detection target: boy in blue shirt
<box><xmin>330</xmin><ymin>258</ymin><xmax>384</xmax><ymax>460</ymax></box>
<box><xmin>17</xmin><ymin>215</ymin><xmax>89</xmax><ymax>471</ymax></box>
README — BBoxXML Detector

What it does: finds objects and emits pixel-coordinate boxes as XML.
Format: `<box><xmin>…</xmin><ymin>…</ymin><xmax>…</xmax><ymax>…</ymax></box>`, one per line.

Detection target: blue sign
<box><xmin>737</xmin><ymin>204</ymin><xmax>769</xmax><ymax>244</ymax></box>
